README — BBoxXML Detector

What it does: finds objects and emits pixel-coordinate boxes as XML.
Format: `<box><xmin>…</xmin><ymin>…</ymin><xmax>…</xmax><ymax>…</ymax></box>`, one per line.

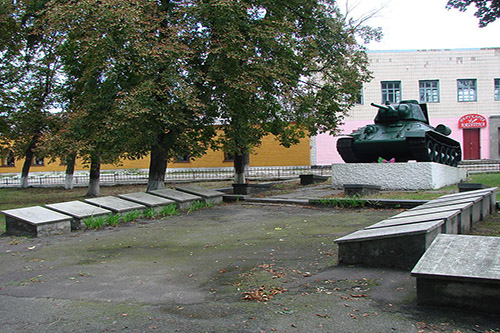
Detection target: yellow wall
<box><xmin>0</xmin><ymin>135</ymin><xmax>310</xmax><ymax>174</ymax></box>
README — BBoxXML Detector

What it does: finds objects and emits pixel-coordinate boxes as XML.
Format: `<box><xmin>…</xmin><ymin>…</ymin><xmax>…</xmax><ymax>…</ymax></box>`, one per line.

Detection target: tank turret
<box><xmin>336</xmin><ymin>100</ymin><xmax>462</xmax><ymax>166</ymax></box>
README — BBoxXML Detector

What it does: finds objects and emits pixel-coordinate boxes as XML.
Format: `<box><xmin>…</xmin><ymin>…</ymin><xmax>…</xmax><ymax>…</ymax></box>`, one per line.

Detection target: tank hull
<box><xmin>336</xmin><ymin>101</ymin><xmax>462</xmax><ymax>166</ymax></box>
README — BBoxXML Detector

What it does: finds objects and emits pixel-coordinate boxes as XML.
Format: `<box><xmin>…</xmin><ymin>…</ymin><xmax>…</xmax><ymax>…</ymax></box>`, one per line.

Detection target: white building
<box><xmin>313</xmin><ymin>48</ymin><xmax>500</xmax><ymax>164</ymax></box>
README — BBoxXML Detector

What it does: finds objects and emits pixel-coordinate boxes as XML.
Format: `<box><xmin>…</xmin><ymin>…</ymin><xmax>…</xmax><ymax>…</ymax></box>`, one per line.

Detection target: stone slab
<box><xmin>343</xmin><ymin>184</ymin><xmax>381</xmax><ymax>197</ymax></box>
<box><xmin>367</xmin><ymin>210</ymin><xmax>459</xmax><ymax>234</ymax></box>
<box><xmin>175</xmin><ymin>186</ymin><xmax>223</xmax><ymax>205</ymax></box>
<box><xmin>438</xmin><ymin>187</ymin><xmax>497</xmax><ymax>214</ymax></box>
<box><xmin>411</xmin><ymin>234</ymin><xmax>500</xmax><ymax>313</ymax></box>
<box><xmin>335</xmin><ymin>220</ymin><xmax>443</xmax><ymax>269</ymax></box>
<box><xmin>390</xmin><ymin>203</ymin><xmax>472</xmax><ymax>234</ymax></box>
<box><xmin>2</xmin><ymin>206</ymin><xmax>72</xmax><ymax>237</ymax></box>
<box><xmin>45</xmin><ymin>201</ymin><xmax>112</xmax><ymax>230</ymax></box>
<box><xmin>331</xmin><ymin>162</ymin><xmax>466</xmax><ymax>190</ymax></box>
<box><xmin>117</xmin><ymin>192</ymin><xmax>176</xmax><ymax>212</ymax></box>
<box><xmin>84</xmin><ymin>196</ymin><xmax>146</xmax><ymax>214</ymax></box>
<box><xmin>148</xmin><ymin>189</ymin><xmax>202</xmax><ymax>210</ymax></box>
<box><xmin>415</xmin><ymin>196</ymin><xmax>482</xmax><ymax>226</ymax></box>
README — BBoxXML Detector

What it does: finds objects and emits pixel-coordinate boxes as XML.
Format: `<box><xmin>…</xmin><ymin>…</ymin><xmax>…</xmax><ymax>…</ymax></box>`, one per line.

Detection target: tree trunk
<box><xmin>86</xmin><ymin>157</ymin><xmax>101</xmax><ymax>197</ymax></box>
<box><xmin>64</xmin><ymin>153</ymin><xmax>76</xmax><ymax>190</ymax></box>
<box><xmin>233</xmin><ymin>152</ymin><xmax>249</xmax><ymax>184</ymax></box>
<box><xmin>20</xmin><ymin>136</ymin><xmax>38</xmax><ymax>189</ymax></box>
<box><xmin>147</xmin><ymin>143</ymin><xmax>168</xmax><ymax>191</ymax></box>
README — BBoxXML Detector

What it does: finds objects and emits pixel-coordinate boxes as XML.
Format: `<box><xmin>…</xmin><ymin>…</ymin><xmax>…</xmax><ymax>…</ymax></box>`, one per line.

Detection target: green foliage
<box><xmin>104</xmin><ymin>214</ymin><xmax>121</xmax><ymax>227</ymax></box>
<box><xmin>159</xmin><ymin>204</ymin><xmax>180</xmax><ymax>217</ymax></box>
<box><xmin>187</xmin><ymin>200</ymin><xmax>213</xmax><ymax>213</ymax></box>
<box><xmin>141</xmin><ymin>208</ymin><xmax>157</xmax><ymax>219</ymax></box>
<box><xmin>122</xmin><ymin>210</ymin><xmax>143</xmax><ymax>223</ymax></box>
<box><xmin>314</xmin><ymin>198</ymin><xmax>366</xmax><ymax>208</ymax></box>
<box><xmin>447</xmin><ymin>0</ymin><xmax>500</xmax><ymax>27</ymax></box>
<box><xmin>82</xmin><ymin>216</ymin><xmax>106</xmax><ymax>229</ymax></box>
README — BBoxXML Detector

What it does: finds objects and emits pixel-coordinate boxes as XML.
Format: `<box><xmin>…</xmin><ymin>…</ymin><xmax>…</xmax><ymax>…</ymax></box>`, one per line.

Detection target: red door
<box><xmin>463</xmin><ymin>128</ymin><xmax>480</xmax><ymax>160</ymax></box>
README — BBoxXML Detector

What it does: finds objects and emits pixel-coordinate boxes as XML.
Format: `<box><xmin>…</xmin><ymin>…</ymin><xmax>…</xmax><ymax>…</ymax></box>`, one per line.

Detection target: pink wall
<box><xmin>314</xmin><ymin>117</ymin><xmax>489</xmax><ymax>165</ymax></box>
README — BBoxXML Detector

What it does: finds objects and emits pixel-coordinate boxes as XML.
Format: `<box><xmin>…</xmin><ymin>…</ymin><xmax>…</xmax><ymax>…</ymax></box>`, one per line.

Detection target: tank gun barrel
<box><xmin>371</xmin><ymin>102</ymin><xmax>391</xmax><ymax>110</ymax></box>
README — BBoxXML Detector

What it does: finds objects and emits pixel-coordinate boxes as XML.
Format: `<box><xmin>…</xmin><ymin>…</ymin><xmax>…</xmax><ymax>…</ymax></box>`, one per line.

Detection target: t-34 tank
<box><xmin>336</xmin><ymin>100</ymin><xmax>461</xmax><ymax>166</ymax></box>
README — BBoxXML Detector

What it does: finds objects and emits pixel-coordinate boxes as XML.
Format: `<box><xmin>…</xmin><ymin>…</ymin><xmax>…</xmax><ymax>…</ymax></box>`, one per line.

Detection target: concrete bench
<box><xmin>389</xmin><ymin>203</ymin><xmax>472</xmax><ymax>234</ymax></box>
<box><xmin>299</xmin><ymin>174</ymin><xmax>329</xmax><ymax>185</ymax></box>
<box><xmin>148</xmin><ymin>189</ymin><xmax>202</xmax><ymax>210</ymax></box>
<box><xmin>117</xmin><ymin>192</ymin><xmax>176</xmax><ymax>213</ymax></box>
<box><xmin>367</xmin><ymin>210</ymin><xmax>460</xmax><ymax>234</ymax></box>
<box><xmin>175</xmin><ymin>186</ymin><xmax>223</xmax><ymax>205</ymax></box>
<box><xmin>84</xmin><ymin>196</ymin><xmax>146</xmax><ymax>215</ymax></box>
<box><xmin>343</xmin><ymin>184</ymin><xmax>381</xmax><ymax>197</ymax></box>
<box><xmin>2</xmin><ymin>206</ymin><xmax>72</xmax><ymax>237</ymax></box>
<box><xmin>411</xmin><ymin>234</ymin><xmax>500</xmax><ymax>314</ymax></box>
<box><xmin>45</xmin><ymin>201</ymin><xmax>112</xmax><ymax>230</ymax></box>
<box><xmin>437</xmin><ymin>187</ymin><xmax>497</xmax><ymax>216</ymax></box>
<box><xmin>414</xmin><ymin>196</ymin><xmax>483</xmax><ymax>229</ymax></box>
<box><xmin>334</xmin><ymin>220</ymin><xmax>444</xmax><ymax>270</ymax></box>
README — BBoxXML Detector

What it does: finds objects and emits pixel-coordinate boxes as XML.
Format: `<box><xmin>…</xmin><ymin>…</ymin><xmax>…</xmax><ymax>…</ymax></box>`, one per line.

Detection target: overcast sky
<box><xmin>338</xmin><ymin>0</ymin><xmax>500</xmax><ymax>50</ymax></box>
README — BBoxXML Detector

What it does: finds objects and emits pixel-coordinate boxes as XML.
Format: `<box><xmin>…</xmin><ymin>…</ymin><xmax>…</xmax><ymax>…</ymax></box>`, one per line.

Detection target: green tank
<box><xmin>336</xmin><ymin>100</ymin><xmax>462</xmax><ymax>166</ymax></box>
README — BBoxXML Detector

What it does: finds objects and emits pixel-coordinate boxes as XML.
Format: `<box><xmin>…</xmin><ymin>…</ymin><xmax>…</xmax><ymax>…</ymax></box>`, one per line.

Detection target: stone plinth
<box><xmin>118</xmin><ymin>192</ymin><xmax>176</xmax><ymax>212</ymax></box>
<box><xmin>411</xmin><ymin>234</ymin><xmax>500</xmax><ymax>313</ymax></box>
<box><xmin>2</xmin><ymin>206</ymin><xmax>72</xmax><ymax>237</ymax></box>
<box><xmin>148</xmin><ymin>189</ymin><xmax>202</xmax><ymax>210</ymax></box>
<box><xmin>46</xmin><ymin>201</ymin><xmax>112</xmax><ymax>230</ymax></box>
<box><xmin>331</xmin><ymin>162</ymin><xmax>466</xmax><ymax>190</ymax></box>
<box><xmin>392</xmin><ymin>202</ymin><xmax>472</xmax><ymax>235</ymax></box>
<box><xmin>232</xmin><ymin>183</ymin><xmax>272</xmax><ymax>195</ymax></box>
<box><xmin>343</xmin><ymin>184</ymin><xmax>381</xmax><ymax>197</ymax></box>
<box><xmin>175</xmin><ymin>186</ymin><xmax>223</xmax><ymax>205</ymax></box>
<box><xmin>334</xmin><ymin>220</ymin><xmax>443</xmax><ymax>270</ymax></box>
<box><xmin>84</xmin><ymin>196</ymin><xmax>146</xmax><ymax>215</ymax></box>
<box><xmin>367</xmin><ymin>210</ymin><xmax>459</xmax><ymax>234</ymax></box>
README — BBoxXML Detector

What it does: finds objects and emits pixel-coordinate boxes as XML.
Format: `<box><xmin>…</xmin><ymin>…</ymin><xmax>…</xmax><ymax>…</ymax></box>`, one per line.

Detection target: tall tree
<box><xmin>189</xmin><ymin>0</ymin><xmax>372</xmax><ymax>183</ymax></box>
<box><xmin>0</xmin><ymin>0</ymin><xmax>61</xmax><ymax>188</ymax></box>
<box><xmin>447</xmin><ymin>0</ymin><xmax>500</xmax><ymax>27</ymax></box>
<box><xmin>45</xmin><ymin>0</ymin><xmax>217</xmax><ymax>192</ymax></box>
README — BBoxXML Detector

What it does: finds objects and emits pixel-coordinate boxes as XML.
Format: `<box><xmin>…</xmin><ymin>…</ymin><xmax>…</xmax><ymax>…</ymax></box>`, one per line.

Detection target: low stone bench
<box><xmin>299</xmin><ymin>174</ymin><xmax>329</xmax><ymax>185</ymax></box>
<box><xmin>367</xmin><ymin>210</ymin><xmax>460</xmax><ymax>234</ymax></box>
<box><xmin>458</xmin><ymin>182</ymin><xmax>484</xmax><ymax>192</ymax></box>
<box><xmin>84</xmin><ymin>196</ymin><xmax>146</xmax><ymax>215</ymax></box>
<box><xmin>411</xmin><ymin>234</ymin><xmax>500</xmax><ymax>314</ymax></box>
<box><xmin>175</xmin><ymin>186</ymin><xmax>223</xmax><ymax>205</ymax></box>
<box><xmin>436</xmin><ymin>187</ymin><xmax>497</xmax><ymax>217</ymax></box>
<box><xmin>118</xmin><ymin>192</ymin><xmax>176</xmax><ymax>213</ymax></box>
<box><xmin>414</xmin><ymin>196</ymin><xmax>483</xmax><ymax>230</ymax></box>
<box><xmin>343</xmin><ymin>184</ymin><xmax>381</xmax><ymax>197</ymax></box>
<box><xmin>148</xmin><ymin>189</ymin><xmax>202</xmax><ymax>210</ymax></box>
<box><xmin>2</xmin><ymin>206</ymin><xmax>72</xmax><ymax>237</ymax></box>
<box><xmin>45</xmin><ymin>201</ymin><xmax>112</xmax><ymax>230</ymax></box>
<box><xmin>334</xmin><ymin>220</ymin><xmax>444</xmax><ymax>270</ymax></box>
<box><xmin>232</xmin><ymin>183</ymin><xmax>273</xmax><ymax>195</ymax></box>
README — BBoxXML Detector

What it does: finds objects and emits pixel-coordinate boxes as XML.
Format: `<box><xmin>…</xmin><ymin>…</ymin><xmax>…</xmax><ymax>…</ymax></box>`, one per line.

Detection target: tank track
<box><xmin>407</xmin><ymin>134</ymin><xmax>461</xmax><ymax>167</ymax></box>
<box><xmin>336</xmin><ymin>137</ymin><xmax>377</xmax><ymax>163</ymax></box>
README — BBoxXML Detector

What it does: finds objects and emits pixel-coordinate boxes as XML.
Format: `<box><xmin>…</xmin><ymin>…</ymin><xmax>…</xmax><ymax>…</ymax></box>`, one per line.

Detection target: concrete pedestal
<box><xmin>412</xmin><ymin>234</ymin><xmax>500</xmax><ymax>313</ymax></box>
<box><xmin>331</xmin><ymin>162</ymin><xmax>466</xmax><ymax>190</ymax></box>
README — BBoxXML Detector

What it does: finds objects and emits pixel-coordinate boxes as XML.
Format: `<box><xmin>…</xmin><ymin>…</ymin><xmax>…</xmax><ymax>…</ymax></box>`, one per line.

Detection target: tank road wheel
<box><xmin>438</xmin><ymin>145</ymin><xmax>447</xmax><ymax>164</ymax></box>
<box><xmin>431</xmin><ymin>142</ymin><xmax>440</xmax><ymax>162</ymax></box>
<box><xmin>444</xmin><ymin>147</ymin><xmax>452</xmax><ymax>165</ymax></box>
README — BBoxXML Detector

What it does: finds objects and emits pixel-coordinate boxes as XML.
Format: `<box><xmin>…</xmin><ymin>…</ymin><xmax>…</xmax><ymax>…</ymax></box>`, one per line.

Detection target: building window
<box><xmin>381</xmin><ymin>81</ymin><xmax>401</xmax><ymax>104</ymax></box>
<box><xmin>175</xmin><ymin>155</ymin><xmax>190</xmax><ymax>163</ymax></box>
<box><xmin>1</xmin><ymin>150</ymin><xmax>15</xmax><ymax>167</ymax></box>
<box><xmin>223</xmin><ymin>152</ymin><xmax>234</xmax><ymax>162</ymax></box>
<box><xmin>419</xmin><ymin>80</ymin><xmax>440</xmax><ymax>103</ymax></box>
<box><xmin>457</xmin><ymin>79</ymin><xmax>477</xmax><ymax>102</ymax></box>
<box><xmin>355</xmin><ymin>85</ymin><xmax>364</xmax><ymax>104</ymax></box>
<box><xmin>495</xmin><ymin>78</ymin><xmax>500</xmax><ymax>101</ymax></box>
